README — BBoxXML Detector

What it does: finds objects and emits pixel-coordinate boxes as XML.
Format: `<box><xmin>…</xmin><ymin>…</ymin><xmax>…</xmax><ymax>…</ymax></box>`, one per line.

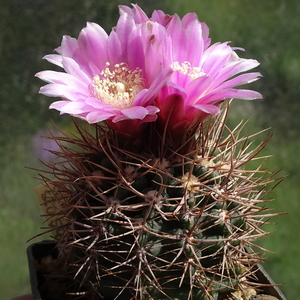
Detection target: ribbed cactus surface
<box><xmin>38</xmin><ymin>109</ymin><xmax>278</xmax><ymax>300</ymax></box>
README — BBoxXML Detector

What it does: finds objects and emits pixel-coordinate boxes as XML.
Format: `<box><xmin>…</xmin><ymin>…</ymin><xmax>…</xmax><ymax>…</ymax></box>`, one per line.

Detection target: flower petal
<box><xmin>78</xmin><ymin>22</ymin><xmax>109</xmax><ymax>70</ymax></box>
<box><xmin>120</xmin><ymin>106</ymin><xmax>149</xmax><ymax>120</ymax></box>
<box><xmin>190</xmin><ymin>103</ymin><xmax>221</xmax><ymax>114</ymax></box>
<box><xmin>50</xmin><ymin>100</ymin><xmax>91</xmax><ymax>114</ymax></box>
<box><xmin>39</xmin><ymin>84</ymin><xmax>86</xmax><ymax>101</ymax></box>
<box><xmin>43</xmin><ymin>54</ymin><xmax>63</xmax><ymax>68</ymax></box>
<box><xmin>36</xmin><ymin>70</ymin><xmax>89</xmax><ymax>93</ymax></box>
<box><xmin>85</xmin><ymin>111</ymin><xmax>117</xmax><ymax>123</ymax></box>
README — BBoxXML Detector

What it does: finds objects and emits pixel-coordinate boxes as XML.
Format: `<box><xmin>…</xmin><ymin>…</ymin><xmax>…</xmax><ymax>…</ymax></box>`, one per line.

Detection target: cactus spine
<box><xmin>37</xmin><ymin>105</ymin><xmax>280</xmax><ymax>300</ymax></box>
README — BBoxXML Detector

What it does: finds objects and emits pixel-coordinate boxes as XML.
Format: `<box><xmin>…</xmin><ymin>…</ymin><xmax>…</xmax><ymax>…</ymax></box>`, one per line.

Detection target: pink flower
<box><xmin>120</xmin><ymin>5</ymin><xmax>262</xmax><ymax>135</ymax></box>
<box><xmin>36</xmin><ymin>15</ymin><xmax>172</xmax><ymax>135</ymax></box>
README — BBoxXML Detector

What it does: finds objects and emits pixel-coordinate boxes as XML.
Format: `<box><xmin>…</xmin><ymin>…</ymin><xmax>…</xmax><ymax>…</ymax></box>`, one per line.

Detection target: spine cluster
<box><xmin>39</xmin><ymin>109</ymin><xmax>279</xmax><ymax>300</ymax></box>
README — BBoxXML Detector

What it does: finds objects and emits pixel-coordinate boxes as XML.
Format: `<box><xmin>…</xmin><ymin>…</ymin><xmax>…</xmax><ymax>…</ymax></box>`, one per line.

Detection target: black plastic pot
<box><xmin>27</xmin><ymin>241</ymin><xmax>287</xmax><ymax>300</ymax></box>
<box><xmin>27</xmin><ymin>241</ymin><xmax>57</xmax><ymax>300</ymax></box>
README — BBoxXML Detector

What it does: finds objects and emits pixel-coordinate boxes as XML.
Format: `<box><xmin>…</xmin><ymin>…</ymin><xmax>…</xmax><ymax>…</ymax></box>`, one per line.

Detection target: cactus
<box><xmin>33</xmin><ymin>4</ymin><xmax>282</xmax><ymax>300</ymax></box>
<box><xmin>35</xmin><ymin>105</ymin><xmax>280</xmax><ymax>300</ymax></box>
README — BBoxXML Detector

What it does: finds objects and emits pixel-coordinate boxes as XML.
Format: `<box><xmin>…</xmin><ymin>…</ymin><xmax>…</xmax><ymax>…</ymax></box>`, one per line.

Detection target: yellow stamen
<box><xmin>171</xmin><ymin>61</ymin><xmax>206</xmax><ymax>80</ymax></box>
<box><xmin>92</xmin><ymin>62</ymin><xmax>145</xmax><ymax>109</ymax></box>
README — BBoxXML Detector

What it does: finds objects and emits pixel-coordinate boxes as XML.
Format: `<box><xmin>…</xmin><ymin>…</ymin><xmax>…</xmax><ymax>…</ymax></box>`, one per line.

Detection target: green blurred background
<box><xmin>1</xmin><ymin>0</ymin><xmax>299</xmax><ymax>299</ymax></box>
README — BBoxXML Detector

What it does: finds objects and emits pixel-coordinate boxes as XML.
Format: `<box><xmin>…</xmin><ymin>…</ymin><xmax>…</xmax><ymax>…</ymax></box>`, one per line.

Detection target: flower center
<box><xmin>171</xmin><ymin>61</ymin><xmax>206</xmax><ymax>80</ymax></box>
<box><xmin>92</xmin><ymin>62</ymin><xmax>145</xmax><ymax>109</ymax></box>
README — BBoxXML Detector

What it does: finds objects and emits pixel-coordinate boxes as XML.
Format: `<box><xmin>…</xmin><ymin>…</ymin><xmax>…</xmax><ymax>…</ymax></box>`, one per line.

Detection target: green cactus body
<box><xmin>39</xmin><ymin>108</ymin><xmax>279</xmax><ymax>300</ymax></box>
